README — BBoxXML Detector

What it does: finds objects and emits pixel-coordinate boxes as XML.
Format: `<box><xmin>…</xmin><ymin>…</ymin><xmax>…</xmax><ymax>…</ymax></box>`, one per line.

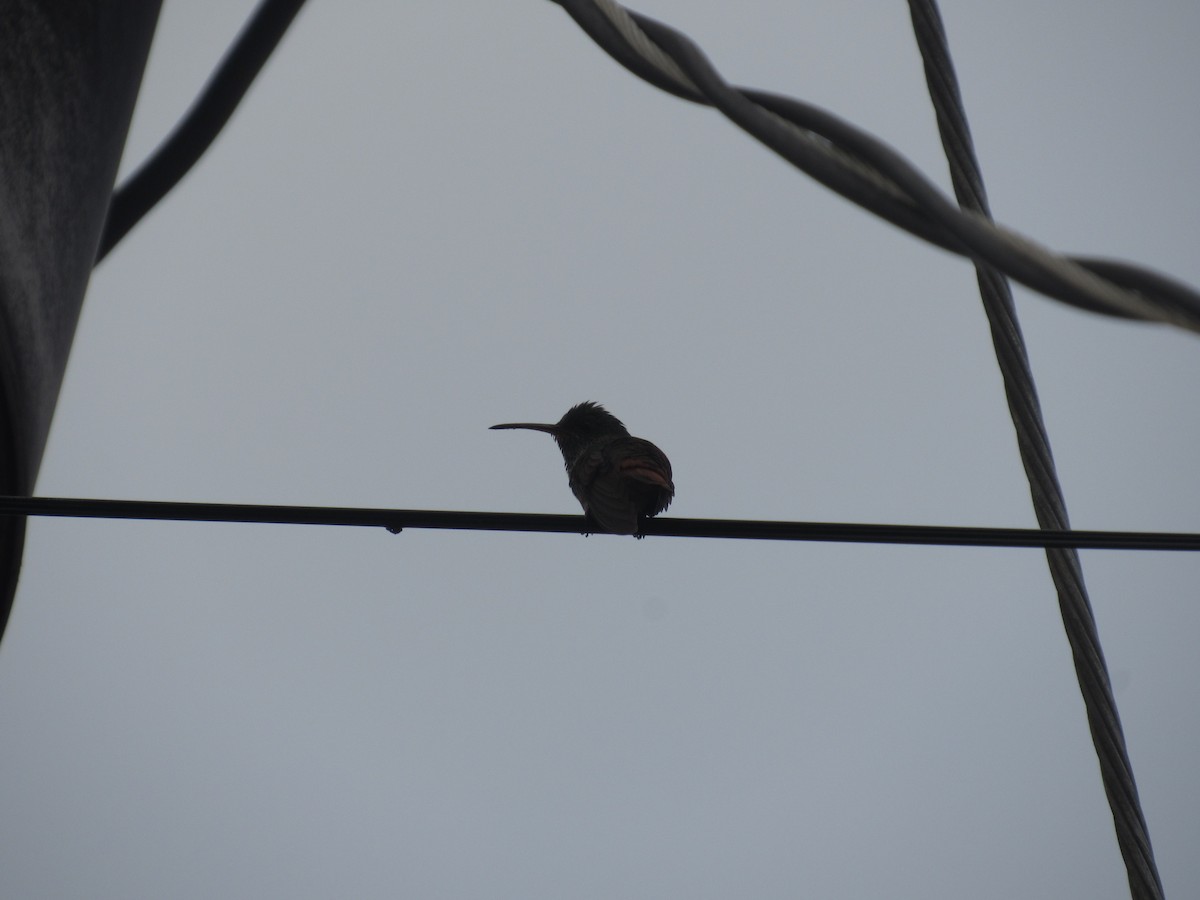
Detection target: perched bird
<box><xmin>490</xmin><ymin>401</ymin><xmax>674</xmax><ymax>535</ymax></box>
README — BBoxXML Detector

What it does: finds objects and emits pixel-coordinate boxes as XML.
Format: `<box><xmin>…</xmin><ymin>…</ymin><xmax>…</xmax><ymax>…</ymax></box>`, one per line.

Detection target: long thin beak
<box><xmin>489</xmin><ymin>422</ymin><xmax>558</xmax><ymax>434</ymax></box>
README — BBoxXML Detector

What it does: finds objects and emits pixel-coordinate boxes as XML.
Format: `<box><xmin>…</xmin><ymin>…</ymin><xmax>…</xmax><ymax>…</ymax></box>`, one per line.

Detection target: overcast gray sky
<box><xmin>1</xmin><ymin>2</ymin><xmax>1198</xmax><ymax>898</ymax></box>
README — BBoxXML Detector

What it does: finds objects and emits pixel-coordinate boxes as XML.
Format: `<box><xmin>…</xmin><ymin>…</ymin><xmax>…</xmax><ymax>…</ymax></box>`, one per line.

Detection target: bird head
<box><xmin>490</xmin><ymin>401</ymin><xmax>630</xmax><ymax>464</ymax></box>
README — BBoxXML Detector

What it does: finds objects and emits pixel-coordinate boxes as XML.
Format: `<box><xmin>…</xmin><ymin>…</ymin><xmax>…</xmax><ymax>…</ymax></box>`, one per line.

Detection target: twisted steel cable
<box><xmin>549</xmin><ymin>0</ymin><xmax>1200</xmax><ymax>334</ymax></box>
<box><xmin>907</xmin><ymin>3</ymin><xmax>1163</xmax><ymax>897</ymax></box>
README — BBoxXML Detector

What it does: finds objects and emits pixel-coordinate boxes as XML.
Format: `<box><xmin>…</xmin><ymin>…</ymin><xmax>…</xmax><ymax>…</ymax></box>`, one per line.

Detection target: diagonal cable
<box><xmin>906</xmin><ymin>3</ymin><xmax>1164</xmax><ymax>897</ymax></box>
<box><xmin>96</xmin><ymin>0</ymin><xmax>308</xmax><ymax>262</ymax></box>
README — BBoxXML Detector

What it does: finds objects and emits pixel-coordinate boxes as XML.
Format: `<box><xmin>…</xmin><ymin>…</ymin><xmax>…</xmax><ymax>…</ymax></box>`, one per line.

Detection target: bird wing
<box><xmin>614</xmin><ymin>439</ymin><xmax>674</xmax><ymax>517</ymax></box>
<box><xmin>569</xmin><ymin>446</ymin><xmax>637</xmax><ymax>534</ymax></box>
<box><xmin>571</xmin><ymin>438</ymin><xmax>674</xmax><ymax>533</ymax></box>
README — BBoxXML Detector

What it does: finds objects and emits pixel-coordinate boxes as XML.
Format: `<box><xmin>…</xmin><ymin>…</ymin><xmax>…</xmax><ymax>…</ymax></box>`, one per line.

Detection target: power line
<box><xmin>907</xmin><ymin>2</ymin><xmax>1165</xmax><ymax>897</ymax></box>
<box><xmin>1</xmin><ymin>496</ymin><xmax>1197</xmax><ymax>551</ymax></box>
<box><xmin>96</xmin><ymin>0</ymin><xmax>309</xmax><ymax>262</ymax></box>
<box><xmin>548</xmin><ymin>0</ymin><xmax>1200</xmax><ymax>334</ymax></box>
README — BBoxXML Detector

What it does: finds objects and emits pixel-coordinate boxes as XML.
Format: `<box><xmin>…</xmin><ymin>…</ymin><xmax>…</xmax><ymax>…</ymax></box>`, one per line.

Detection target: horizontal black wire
<box><xmin>1</xmin><ymin>496</ymin><xmax>1196</xmax><ymax>550</ymax></box>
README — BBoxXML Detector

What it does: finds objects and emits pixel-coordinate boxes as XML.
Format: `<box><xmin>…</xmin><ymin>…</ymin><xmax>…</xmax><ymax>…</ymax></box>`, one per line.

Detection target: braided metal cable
<box><xmin>548</xmin><ymin>0</ymin><xmax>1200</xmax><ymax>334</ymax></box>
<box><xmin>907</xmin><ymin>3</ymin><xmax>1164</xmax><ymax>897</ymax></box>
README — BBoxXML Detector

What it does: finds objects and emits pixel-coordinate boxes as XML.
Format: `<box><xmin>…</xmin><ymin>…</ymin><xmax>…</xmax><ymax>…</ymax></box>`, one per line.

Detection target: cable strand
<box><xmin>1</xmin><ymin>496</ymin><xmax>1198</xmax><ymax>550</ymax></box>
<box><xmin>548</xmin><ymin>0</ymin><xmax>1200</xmax><ymax>332</ymax></box>
<box><xmin>905</xmin><ymin>3</ymin><xmax>1164</xmax><ymax>897</ymax></box>
<box><xmin>95</xmin><ymin>0</ymin><xmax>308</xmax><ymax>262</ymax></box>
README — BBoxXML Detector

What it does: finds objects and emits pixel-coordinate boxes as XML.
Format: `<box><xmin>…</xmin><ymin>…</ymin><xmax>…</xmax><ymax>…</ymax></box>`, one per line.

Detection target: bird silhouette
<box><xmin>490</xmin><ymin>401</ymin><xmax>674</xmax><ymax>535</ymax></box>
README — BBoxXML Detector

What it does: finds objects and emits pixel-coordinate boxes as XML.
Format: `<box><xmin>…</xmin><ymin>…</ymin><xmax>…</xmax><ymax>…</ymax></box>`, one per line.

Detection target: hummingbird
<box><xmin>490</xmin><ymin>401</ymin><xmax>674</xmax><ymax>535</ymax></box>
